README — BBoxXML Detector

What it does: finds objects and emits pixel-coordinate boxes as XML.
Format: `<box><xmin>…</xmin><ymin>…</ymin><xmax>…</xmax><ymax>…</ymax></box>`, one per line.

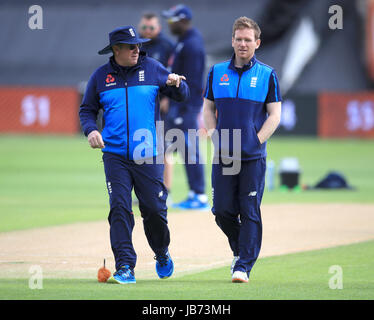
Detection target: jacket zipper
<box><xmin>236</xmin><ymin>69</ymin><xmax>243</xmax><ymax>98</ymax></box>
<box><xmin>125</xmin><ymin>81</ymin><xmax>130</xmax><ymax>160</ymax></box>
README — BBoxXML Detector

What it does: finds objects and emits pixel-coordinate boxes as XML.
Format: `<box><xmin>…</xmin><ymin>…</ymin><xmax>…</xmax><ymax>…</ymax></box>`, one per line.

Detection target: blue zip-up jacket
<box><xmin>79</xmin><ymin>52</ymin><xmax>189</xmax><ymax>160</ymax></box>
<box><xmin>170</xmin><ymin>27</ymin><xmax>205</xmax><ymax>111</ymax></box>
<box><xmin>204</xmin><ymin>54</ymin><xmax>281</xmax><ymax>161</ymax></box>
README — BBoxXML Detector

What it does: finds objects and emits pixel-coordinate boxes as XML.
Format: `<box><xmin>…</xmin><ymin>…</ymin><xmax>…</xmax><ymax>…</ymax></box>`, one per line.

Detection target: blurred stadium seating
<box><xmin>0</xmin><ymin>0</ymin><xmax>373</xmax><ymax>137</ymax></box>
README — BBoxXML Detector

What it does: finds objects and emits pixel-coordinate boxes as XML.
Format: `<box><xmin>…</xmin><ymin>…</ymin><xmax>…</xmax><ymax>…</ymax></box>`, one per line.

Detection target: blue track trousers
<box><xmin>103</xmin><ymin>152</ymin><xmax>169</xmax><ymax>271</ymax></box>
<box><xmin>212</xmin><ymin>158</ymin><xmax>266</xmax><ymax>276</ymax></box>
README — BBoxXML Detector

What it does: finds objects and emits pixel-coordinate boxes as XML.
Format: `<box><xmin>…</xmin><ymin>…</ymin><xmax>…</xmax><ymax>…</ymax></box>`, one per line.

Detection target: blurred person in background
<box><xmin>203</xmin><ymin>17</ymin><xmax>282</xmax><ymax>283</ymax></box>
<box><xmin>138</xmin><ymin>12</ymin><xmax>175</xmax><ymax>68</ymax></box>
<box><xmin>79</xmin><ymin>26</ymin><xmax>189</xmax><ymax>284</ymax></box>
<box><xmin>162</xmin><ymin>4</ymin><xmax>208</xmax><ymax>210</ymax></box>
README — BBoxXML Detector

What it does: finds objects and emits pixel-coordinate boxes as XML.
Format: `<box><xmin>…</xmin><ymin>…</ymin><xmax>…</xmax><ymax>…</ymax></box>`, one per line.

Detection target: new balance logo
<box><xmin>248</xmin><ymin>191</ymin><xmax>257</xmax><ymax>197</ymax></box>
<box><xmin>250</xmin><ymin>77</ymin><xmax>257</xmax><ymax>87</ymax></box>
<box><xmin>139</xmin><ymin>70</ymin><xmax>145</xmax><ymax>82</ymax></box>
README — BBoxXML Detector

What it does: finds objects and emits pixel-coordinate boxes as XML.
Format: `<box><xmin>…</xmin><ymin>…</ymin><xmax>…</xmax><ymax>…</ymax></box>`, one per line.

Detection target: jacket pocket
<box><xmin>252</xmin><ymin>125</ymin><xmax>261</xmax><ymax>147</ymax></box>
<box><xmin>240</xmin><ymin>125</ymin><xmax>262</xmax><ymax>158</ymax></box>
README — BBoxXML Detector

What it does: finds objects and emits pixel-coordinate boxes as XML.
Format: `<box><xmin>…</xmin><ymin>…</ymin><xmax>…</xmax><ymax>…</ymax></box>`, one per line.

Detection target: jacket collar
<box><xmin>228</xmin><ymin>53</ymin><xmax>257</xmax><ymax>72</ymax></box>
<box><xmin>106</xmin><ymin>51</ymin><xmax>147</xmax><ymax>74</ymax></box>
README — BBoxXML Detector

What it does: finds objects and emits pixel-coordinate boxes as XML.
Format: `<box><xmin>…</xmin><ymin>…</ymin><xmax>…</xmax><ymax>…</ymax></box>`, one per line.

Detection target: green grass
<box><xmin>1</xmin><ymin>240</ymin><xmax>373</xmax><ymax>300</ymax></box>
<box><xmin>0</xmin><ymin>135</ymin><xmax>108</xmax><ymax>232</ymax></box>
<box><xmin>264</xmin><ymin>137</ymin><xmax>374</xmax><ymax>204</ymax></box>
<box><xmin>0</xmin><ymin>135</ymin><xmax>373</xmax><ymax>232</ymax></box>
<box><xmin>1</xmin><ymin>136</ymin><xmax>372</xmax><ymax>300</ymax></box>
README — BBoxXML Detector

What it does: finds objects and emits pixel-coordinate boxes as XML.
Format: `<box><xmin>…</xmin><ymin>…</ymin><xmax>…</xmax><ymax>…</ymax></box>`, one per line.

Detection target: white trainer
<box><xmin>232</xmin><ymin>271</ymin><xmax>249</xmax><ymax>283</ymax></box>
<box><xmin>231</xmin><ymin>256</ymin><xmax>240</xmax><ymax>275</ymax></box>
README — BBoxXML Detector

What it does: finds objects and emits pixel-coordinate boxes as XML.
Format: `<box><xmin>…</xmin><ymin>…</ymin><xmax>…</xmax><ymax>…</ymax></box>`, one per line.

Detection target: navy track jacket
<box><xmin>170</xmin><ymin>28</ymin><xmax>205</xmax><ymax>109</ymax></box>
<box><xmin>141</xmin><ymin>32</ymin><xmax>174</xmax><ymax>68</ymax></box>
<box><xmin>79</xmin><ymin>52</ymin><xmax>190</xmax><ymax>160</ymax></box>
<box><xmin>204</xmin><ymin>54</ymin><xmax>281</xmax><ymax>161</ymax></box>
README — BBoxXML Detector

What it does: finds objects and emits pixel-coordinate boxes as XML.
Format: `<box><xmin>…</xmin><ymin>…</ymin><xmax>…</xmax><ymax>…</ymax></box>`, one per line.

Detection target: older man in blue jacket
<box><xmin>79</xmin><ymin>26</ymin><xmax>189</xmax><ymax>284</ymax></box>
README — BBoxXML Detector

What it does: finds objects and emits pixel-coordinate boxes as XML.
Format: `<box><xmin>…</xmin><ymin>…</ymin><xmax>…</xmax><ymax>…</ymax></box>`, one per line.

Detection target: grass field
<box><xmin>0</xmin><ymin>135</ymin><xmax>373</xmax><ymax>300</ymax></box>
<box><xmin>1</xmin><ymin>240</ymin><xmax>373</xmax><ymax>300</ymax></box>
<box><xmin>0</xmin><ymin>135</ymin><xmax>373</xmax><ymax>232</ymax></box>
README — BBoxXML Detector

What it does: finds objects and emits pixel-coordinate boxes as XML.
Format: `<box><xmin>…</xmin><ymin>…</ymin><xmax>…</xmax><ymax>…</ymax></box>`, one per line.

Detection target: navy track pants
<box><xmin>102</xmin><ymin>152</ymin><xmax>170</xmax><ymax>271</ymax></box>
<box><xmin>212</xmin><ymin>158</ymin><xmax>266</xmax><ymax>275</ymax></box>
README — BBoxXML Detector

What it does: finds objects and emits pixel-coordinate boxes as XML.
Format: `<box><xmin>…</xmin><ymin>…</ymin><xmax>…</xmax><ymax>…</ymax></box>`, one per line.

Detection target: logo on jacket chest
<box><xmin>219</xmin><ymin>74</ymin><xmax>230</xmax><ymax>85</ymax></box>
<box><xmin>105</xmin><ymin>74</ymin><xmax>117</xmax><ymax>87</ymax></box>
<box><xmin>250</xmin><ymin>77</ymin><xmax>257</xmax><ymax>88</ymax></box>
<box><xmin>139</xmin><ymin>70</ymin><xmax>145</xmax><ymax>82</ymax></box>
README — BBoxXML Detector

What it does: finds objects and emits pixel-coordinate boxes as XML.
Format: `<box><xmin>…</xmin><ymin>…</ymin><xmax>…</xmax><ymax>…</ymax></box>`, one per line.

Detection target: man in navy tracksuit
<box><xmin>162</xmin><ymin>4</ymin><xmax>208</xmax><ymax>209</ymax></box>
<box><xmin>203</xmin><ymin>17</ymin><xmax>282</xmax><ymax>283</ymax></box>
<box><xmin>79</xmin><ymin>26</ymin><xmax>189</xmax><ymax>284</ymax></box>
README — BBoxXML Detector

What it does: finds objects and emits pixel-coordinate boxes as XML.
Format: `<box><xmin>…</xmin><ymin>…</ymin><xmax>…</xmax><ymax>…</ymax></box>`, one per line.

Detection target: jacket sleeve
<box><xmin>265</xmin><ymin>70</ymin><xmax>282</xmax><ymax>103</ymax></box>
<box><xmin>158</xmin><ymin>63</ymin><xmax>190</xmax><ymax>102</ymax></box>
<box><xmin>204</xmin><ymin>66</ymin><xmax>214</xmax><ymax>101</ymax></box>
<box><xmin>79</xmin><ymin>72</ymin><xmax>101</xmax><ymax>136</ymax></box>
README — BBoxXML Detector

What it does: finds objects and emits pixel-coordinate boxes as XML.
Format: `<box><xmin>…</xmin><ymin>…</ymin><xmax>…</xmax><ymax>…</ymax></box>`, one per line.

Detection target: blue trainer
<box><xmin>108</xmin><ymin>265</ymin><xmax>136</xmax><ymax>284</ymax></box>
<box><xmin>173</xmin><ymin>193</ymin><xmax>209</xmax><ymax>210</ymax></box>
<box><xmin>155</xmin><ymin>252</ymin><xmax>174</xmax><ymax>279</ymax></box>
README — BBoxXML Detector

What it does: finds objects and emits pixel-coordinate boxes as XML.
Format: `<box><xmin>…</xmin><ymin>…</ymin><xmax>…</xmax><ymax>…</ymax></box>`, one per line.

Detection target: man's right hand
<box><xmin>87</xmin><ymin>130</ymin><xmax>105</xmax><ymax>149</ymax></box>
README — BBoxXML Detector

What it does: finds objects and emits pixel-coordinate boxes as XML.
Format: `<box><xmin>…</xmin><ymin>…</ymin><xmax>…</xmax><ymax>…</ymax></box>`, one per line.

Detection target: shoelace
<box><xmin>154</xmin><ymin>254</ymin><xmax>169</xmax><ymax>267</ymax></box>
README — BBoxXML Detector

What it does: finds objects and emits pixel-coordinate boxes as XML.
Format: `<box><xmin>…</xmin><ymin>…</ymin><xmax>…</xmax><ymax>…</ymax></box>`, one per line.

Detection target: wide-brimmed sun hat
<box><xmin>98</xmin><ymin>25</ymin><xmax>150</xmax><ymax>55</ymax></box>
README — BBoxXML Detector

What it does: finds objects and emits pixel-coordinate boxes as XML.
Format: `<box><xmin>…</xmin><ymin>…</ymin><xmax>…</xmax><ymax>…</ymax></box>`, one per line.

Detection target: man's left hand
<box><xmin>166</xmin><ymin>73</ymin><xmax>186</xmax><ymax>88</ymax></box>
